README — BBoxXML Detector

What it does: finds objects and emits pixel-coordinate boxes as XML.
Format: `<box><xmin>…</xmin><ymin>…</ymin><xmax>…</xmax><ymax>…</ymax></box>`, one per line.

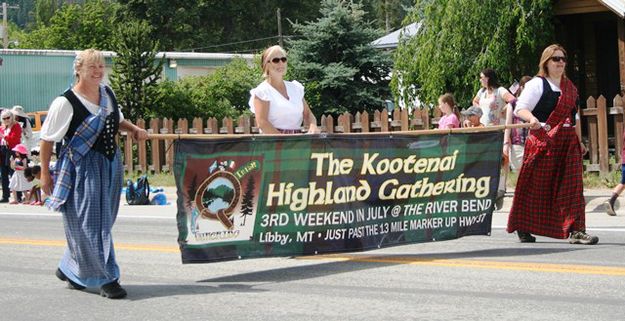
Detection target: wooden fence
<box><xmin>582</xmin><ymin>94</ymin><xmax>625</xmax><ymax>176</ymax></box>
<box><xmin>119</xmin><ymin>96</ymin><xmax>625</xmax><ymax>177</ymax></box>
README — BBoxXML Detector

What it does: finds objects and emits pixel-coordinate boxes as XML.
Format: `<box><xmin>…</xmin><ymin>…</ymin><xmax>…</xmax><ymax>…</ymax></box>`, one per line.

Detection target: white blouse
<box><xmin>248</xmin><ymin>80</ymin><xmax>305</xmax><ymax>131</ymax></box>
<box><xmin>41</xmin><ymin>89</ymin><xmax>125</xmax><ymax>143</ymax></box>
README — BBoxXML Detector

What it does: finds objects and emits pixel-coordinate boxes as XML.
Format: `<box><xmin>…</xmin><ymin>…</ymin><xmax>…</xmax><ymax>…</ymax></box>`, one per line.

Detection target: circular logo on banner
<box><xmin>194</xmin><ymin>170</ymin><xmax>242</xmax><ymax>230</ymax></box>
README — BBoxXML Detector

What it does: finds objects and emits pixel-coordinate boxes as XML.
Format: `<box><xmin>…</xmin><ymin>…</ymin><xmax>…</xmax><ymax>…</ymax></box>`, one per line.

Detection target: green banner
<box><xmin>174</xmin><ymin>132</ymin><xmax>502</xmax><ymax>263</ymax></box>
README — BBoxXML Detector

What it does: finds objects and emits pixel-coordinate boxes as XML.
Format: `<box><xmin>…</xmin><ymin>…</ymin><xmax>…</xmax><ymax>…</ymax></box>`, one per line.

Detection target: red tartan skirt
<box><xmin>507</xmin><ymin>125</ymin><xmax>585</xmax><ymax>239</ymax></box>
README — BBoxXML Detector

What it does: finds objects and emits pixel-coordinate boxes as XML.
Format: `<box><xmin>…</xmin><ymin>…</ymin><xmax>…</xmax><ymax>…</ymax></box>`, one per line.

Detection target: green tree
<box><xmin>288</xmin><ymin>0</ymin><xmax>393</xmax><ymax>117</ymax></box>
<box><xmin>392</xmin><ymin>0</ymin><xmax>554</xmax><ymax>108</ymax></box>
<box><xmin>109</xmin><ymin>19</ymin><xmax>164</xmax><ymax>121</ymax></box>
<box><xmin>361</xmin><ymin>0</ymin><xmax>413</xmax><ymax>32</ymax></box>
<box><xmin>20</xmin><ymin>0</ymin><xmax>118</xmax><ymax>49</ymax></box>
<box><xmin>117</xmin><ymin>0</ymin><xmax>321</xmax><ymax>52</ymax></box>
<box><xmin>153</xmin><ymin>58</ymin><xmax>261</xmax><ymax>121</ymax></box>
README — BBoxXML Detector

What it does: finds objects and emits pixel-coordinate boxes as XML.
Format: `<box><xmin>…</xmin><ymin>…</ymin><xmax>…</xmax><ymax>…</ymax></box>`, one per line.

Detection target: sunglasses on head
<box><xmin>270</xmin><ymin>57</ymin><xmax>287</xmax><ymax>64</ymax></box>
<box><xmin>550</xmin><ymin>56</ymin><xmax>567</xmax><ymax>63</ymax></box>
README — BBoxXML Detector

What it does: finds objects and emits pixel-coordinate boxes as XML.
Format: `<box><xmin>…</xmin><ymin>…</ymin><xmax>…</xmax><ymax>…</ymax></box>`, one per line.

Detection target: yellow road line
<box><xmin>0</xmin><ymin>237</ymin><xmax>179</xmax><ymax>253</ymax></box>
<box><xmin>298</xmin><ymin>254</ymin><xmax>625</xmax><ymax>276</ymax></box>
<box><xmin>3</xmin><ymin>237</ymin><xmax>625</xmax><ymax>276</ymax></box>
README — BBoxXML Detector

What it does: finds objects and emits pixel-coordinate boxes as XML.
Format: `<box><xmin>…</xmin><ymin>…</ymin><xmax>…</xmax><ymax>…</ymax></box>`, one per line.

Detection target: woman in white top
<box><xmin>472</xmin><ymin>68</ymin><xmax>516</xmax><ymax>126</ymax></box>
<box><xmin>40</xmin><ymin>49</ymin><xmax>147</xmax><ymax>299</ymax></box>
<box><xmin>249</xmin><ymin>45</ymin><xmax>319</xmax><ymax>134</ymax></box>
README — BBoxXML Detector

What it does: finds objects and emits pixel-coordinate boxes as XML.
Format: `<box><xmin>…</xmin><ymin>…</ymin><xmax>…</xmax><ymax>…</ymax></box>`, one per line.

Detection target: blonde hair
<box><xmin>260</xmin><ymin>45</ymin><xmax>287</xmax><ymax>78</ymax></box>
<box><xmin>73</xmin><ymin>48</ymin><xmax>105</xmax><ymax>83</ymax></box>
<box><xmin>537</xmin><ymin>44</ymin><xmax>567</xmax><ymax>78</ymax></box>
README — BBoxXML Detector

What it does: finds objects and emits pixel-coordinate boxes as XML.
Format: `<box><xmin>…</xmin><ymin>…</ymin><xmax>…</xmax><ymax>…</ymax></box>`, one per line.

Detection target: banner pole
<box><xmin>143</xmin><ymin>123</ymin><xmax>533</xmax><ymax>140</ymax></box>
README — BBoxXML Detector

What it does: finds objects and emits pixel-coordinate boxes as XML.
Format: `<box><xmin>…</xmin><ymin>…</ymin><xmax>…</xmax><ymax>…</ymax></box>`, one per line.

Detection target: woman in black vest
<box><xmin>39</xmin><ymin>49</ymin><xmax>148</xmax><ymax>299</ymax></box>
<box><xmin>506</xmin><ymin>44</ymin><xmax>596</xmax><ymax>245</ymax></box>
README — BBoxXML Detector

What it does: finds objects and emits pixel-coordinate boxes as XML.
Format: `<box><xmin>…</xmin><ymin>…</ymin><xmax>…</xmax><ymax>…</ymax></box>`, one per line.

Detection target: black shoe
<box><xmin>100</xmin><ymin>281</ymin><xmax>127</xmax><ymax>299</ymax></box>
<box><xmin>604</xmin><ymin>200</ymin><xmax>616</xmax><ymax>216</ymax></box>
<box><xmin>494</xmin><ymin>190</ymin><xmax>505</xmax><ymax>210</ymax></box>
<box><xmin>0</xmin><ymin>198</ymin><xmax>8</xmax><ymax>203</ymax></box>
<box><xmin>517</xmin><ymin>231</ymin><xmax>536</xmax><ymax>243</ymax></box>
<box><xmin>55</xmin><ymin>268</ymin><xmax>86</xmax><ymax>290</ymax></box>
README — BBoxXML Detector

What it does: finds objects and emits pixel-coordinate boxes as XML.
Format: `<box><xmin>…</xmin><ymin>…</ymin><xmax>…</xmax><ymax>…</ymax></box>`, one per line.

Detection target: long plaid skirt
<box><xmin>507</xmin><ymin>126</ymin><xmax>585</xmax><ymax>239</ymax></box>
<box><xmin>57</xmin><ymin>149</ymin><xmax>123</xmax><ymax>288</ymax></box>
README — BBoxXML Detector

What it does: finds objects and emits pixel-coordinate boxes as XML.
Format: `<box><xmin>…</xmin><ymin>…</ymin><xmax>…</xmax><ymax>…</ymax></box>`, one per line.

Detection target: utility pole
<box><xmin>1</xmin><ymin>2</ymin><xmax>19</xmax><ymax>49</ymax></box>
<box><xmin>277</xmin><ymin>8</ymin><xmax>283</xmax><ymax>47</ymax></box>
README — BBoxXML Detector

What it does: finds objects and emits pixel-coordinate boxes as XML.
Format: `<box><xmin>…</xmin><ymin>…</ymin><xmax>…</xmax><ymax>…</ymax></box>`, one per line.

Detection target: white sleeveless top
<box><xmin>248</xmin><ymin>80</ymin><xmax>305</xmax><ymax>131</ymax></box>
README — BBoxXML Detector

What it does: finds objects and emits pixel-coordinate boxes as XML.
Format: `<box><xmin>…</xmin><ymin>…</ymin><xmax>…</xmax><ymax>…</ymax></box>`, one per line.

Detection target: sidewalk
<box><xmin>493</xmin><ymin>188</ymin><xmax>625</xmax><ymax>229</ymax></box>
<box><xmin>1</xmin><ymin>186</ymin><xmax>621</xmax><ymax>229</ymax></box>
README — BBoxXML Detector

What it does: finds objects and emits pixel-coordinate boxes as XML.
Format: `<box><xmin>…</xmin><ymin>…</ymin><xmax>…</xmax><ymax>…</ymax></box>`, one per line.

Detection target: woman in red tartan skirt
<box><xmin>507</xmin><ymin>44</ymin><xmax>598</xmax><ymax>245</ymax></box>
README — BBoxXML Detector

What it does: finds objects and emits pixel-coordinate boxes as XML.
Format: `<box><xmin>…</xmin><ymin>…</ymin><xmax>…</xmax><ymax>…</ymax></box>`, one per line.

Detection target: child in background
<box><xmin>461</xmin><ymin>106</ymin><xmax>484</xmax><ymax>127</ymax></box>
<box><xmin>437</xmin><ymin>93</ymin><xmax>460</xmax><ymax>129</ymax></box>
<box><xmin>8</xmin><ymin>144</ymin><xmax>33</xmax><ymax>204</ymax></box>
<box><xmin>24</xmin><ymin>165</ymin><xmax>42</xmax><ymax>205</ymax></box>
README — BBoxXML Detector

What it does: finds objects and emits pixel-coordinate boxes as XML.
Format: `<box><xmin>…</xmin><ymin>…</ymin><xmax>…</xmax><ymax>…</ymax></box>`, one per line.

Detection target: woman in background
<box><xmin>249</xmin><ymin>45</ymin><xmax>319</xmax><ymax>134</ymax></box>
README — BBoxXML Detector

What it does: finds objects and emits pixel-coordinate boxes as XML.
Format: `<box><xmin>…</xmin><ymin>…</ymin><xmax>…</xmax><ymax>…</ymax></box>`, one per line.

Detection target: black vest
<box><xmin>63</xmin><ymin>87</ymin><xmax>120</xmax><ymax>160</ymax></box>
<box><xmin>533</xmin><ymin>77</ymin><xmax>576</xmax><ymax>125</ymax></box>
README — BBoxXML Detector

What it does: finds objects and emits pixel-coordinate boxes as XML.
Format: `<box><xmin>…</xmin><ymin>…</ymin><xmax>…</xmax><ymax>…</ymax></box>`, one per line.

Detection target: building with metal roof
<box><xmin>0</xmin><ymin>49</ymin><xmax>253</xmax><ymax>112</ymax></box>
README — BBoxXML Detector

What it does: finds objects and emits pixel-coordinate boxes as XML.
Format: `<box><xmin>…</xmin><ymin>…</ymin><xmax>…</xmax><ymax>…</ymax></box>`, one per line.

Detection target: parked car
<box><xmin>27</xmin><ymin>111</ymin><xmax>47</xmax><ymax>154</ymax></box>
<box><xmin>28</xmin><ymin>111</ymin><xmax>47</xmax><ymax>132</ymax></box>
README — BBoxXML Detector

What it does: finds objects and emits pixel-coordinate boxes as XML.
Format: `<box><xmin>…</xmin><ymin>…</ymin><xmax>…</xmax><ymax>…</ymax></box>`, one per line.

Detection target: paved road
<box><xmin>1</xmin><ymin>188</ymin><xmax>625</xmax><ymax>320</ymax></box>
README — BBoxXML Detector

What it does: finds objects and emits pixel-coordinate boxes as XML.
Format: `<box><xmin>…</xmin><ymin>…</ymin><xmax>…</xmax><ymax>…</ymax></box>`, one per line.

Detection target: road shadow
<box><xmin>121</xmin><ymin>245</ymin><xmax>592</xmax><ymax>300</ymax></box>
<box><xmin>198</xmin><ymin>246</ymin><xmax>582</xmax><ymax>284</ymax></box>
<box><xmin>124</xmin><ymin>283</ymin><xmax>267</xmax><ymax>301</ymax></box>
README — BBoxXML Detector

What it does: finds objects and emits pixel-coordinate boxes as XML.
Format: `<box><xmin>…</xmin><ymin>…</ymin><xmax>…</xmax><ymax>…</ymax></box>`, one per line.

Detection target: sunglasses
<box><xmin>270</xmin><ymin>57</ymin><xmax>287</xmax><ymax>64</ymax></box>
<box><xmin>2</xmin><ymin>117</ymin><xmax>10</xmax><ymax>120</ymax></box>
<box><xmin>550</xmin><ymin>56</ymin><xmax>567</xmax><ymax>63</ymax></box>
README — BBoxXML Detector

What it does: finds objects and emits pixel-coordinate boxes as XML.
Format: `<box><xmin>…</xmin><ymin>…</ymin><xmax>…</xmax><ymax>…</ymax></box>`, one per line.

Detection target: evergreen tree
<box><xmin>392</xmin><ymin>0</ymin><xmax>554</xmax><ymax>108</ymax></box>
<box><xmin>239</xmin><ymin>175</ymin><xmax>255</xmax><ymax>226</ymax></box>
<box><xmin>109</xmin><ymin>19</ymin><xmax>164</xmax><ymax>121</ymax></box>
<box><xmin>288</xmin><ymin>0</ymin><xmax>393</xmax><ymax>116</ymax></box>
<box><xmin>20</xmin><ymin>0</ymin><xmax>118</xmax><ymax>49</ymax></box>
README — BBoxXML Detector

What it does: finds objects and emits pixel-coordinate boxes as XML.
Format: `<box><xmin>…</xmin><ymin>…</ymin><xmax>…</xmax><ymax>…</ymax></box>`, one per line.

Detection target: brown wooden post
<box><xmin>220</xmin><ymin>117</ymin><xmax>234</xmax><ymax>134</ymax></box>
<box><xmin>123</xmin><ymin>130</ymin><xmax>133</xmax><ymax>173</ymax></box>
<box><xmin>319</xmin><ymin>115</ymin><xmax>327</xmax><ymax>133</ymax></box>
<box><xmin>400</xmin><ymin>108</ymin><xmax>409</xmax><ymax>131</ymax></box>
<box><xmin>380</xmin><ymin>109</ymin><xmax>389</xmax><ymax>132</ymax></box>
<box><xmin>351</xmin><ymin>112</ymin><xmax>363</xmax><ymax>133</ymax></box>
<box><xmin>390</xmin><ymin>108</ymin><xmax>401</xmax><ymax>131</ymax></box>
<box><xmin>618</xmin><ymin>19</ymin><xmax>625</xmax><ymax>96</ymax></box>
<box><xmin>423</xmin><ymin>108</ymin><xmax>430</xmax><ymax>130</ymax></box>
<box><xmin>335</xmin><ymin>114</ymin><xmax>345</xmax><ymax>133</ymax></box>
<box><xmin>136</xmin><ymin>119</ymin><xmax>147</xmax><ymax>173</ymax></box>
<box><xmin>339</xmin><ymin>112</ymin><xmax>351</xmax><ymax>133</ymax></box>
<box><xmin>360</xmin><ymin>111</ymin><xmax>370</xmax><ymax>133</ymax></box>
<box><xmin>325</xmin><ymin>115</ymin><xmax>334</xmax><ymax>134</ymax></box>
<box><xmin>597</xmin><ymin>95</ymin><xmax>609</xmax><ymax>176</ymax></box>
<box><xmin>236</xmin><ymin>115</ymin><xmax>251</xmax><ymax>134</ymax></box>
<box><xmin>149</xmin><ymin>118</ymin><xmax>162</xmax><ymax>173</ymax></box>
<box><xmin>583</xmin><ymin>97</ymin><xmax>598</xmax><ymax>171</ymax></box>
<box><xmin>371</xmin><ymin>110</ymin><xmax>381</xmax><ymax>132</ymax></box>
<box><xmin>613</xmin><ymin>95</ymin><xmax>625</xmax><ymax>166</ymax></box>
<box><xmin>411</xmin><ymin>108</ymin><xmax>424</xmax><ymax>129</ymax></box>
<box><xmin>164</xmin><ymin>118</ymin><xmax>174</xmax><ymax>172</ymax></box>
<box><xmin>190</xmin><ymin>117</ymin><xmax>203</xmax><ymax>134</ymax></box>
<box><xmin>251</xmin><ymin>115</ymin><xmax>260</xmax><ymax>134</ymax></box>
<box><xmin>431</xmin><ymin>107</ymin><xmax>442</xmax><ymax>129</ymax></box>
<box><xmin>205</xmin><ymin>117</ymin><xmax>218</xmax><ymax>134</ymax></box>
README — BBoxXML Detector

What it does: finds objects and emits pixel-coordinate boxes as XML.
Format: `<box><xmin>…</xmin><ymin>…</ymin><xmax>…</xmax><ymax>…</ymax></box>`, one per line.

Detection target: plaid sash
<box><xmin>46</xmin><ymin>85</ymin><xmax>109</xmax><ymax>211</ymax></box>
<box><xmin>523</xmin><ymin>77</ymin><xmax>578</xmax><ymax>163</ymax></box>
